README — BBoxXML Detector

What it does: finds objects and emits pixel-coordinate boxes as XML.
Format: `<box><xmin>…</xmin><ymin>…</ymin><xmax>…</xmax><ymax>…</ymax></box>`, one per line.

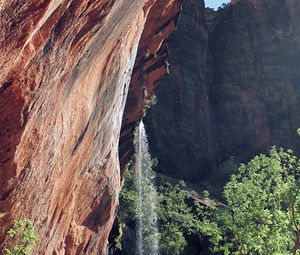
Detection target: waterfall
<box><xmin>135</xmin><ymin>120</ymin><xmax>159</xmax><ymax>255</ymax></box>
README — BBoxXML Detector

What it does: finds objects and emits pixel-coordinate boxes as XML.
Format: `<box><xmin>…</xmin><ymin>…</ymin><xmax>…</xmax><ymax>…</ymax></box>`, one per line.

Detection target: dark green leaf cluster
<box><xmin>118</xmin><ymin>147</ymin><xmax>300</xmax><ymax>255</ymax></box>
<box><xmin>157</xmin><ymin>180</ymin><xmax>204</xmax><ymax>254</ymax></box>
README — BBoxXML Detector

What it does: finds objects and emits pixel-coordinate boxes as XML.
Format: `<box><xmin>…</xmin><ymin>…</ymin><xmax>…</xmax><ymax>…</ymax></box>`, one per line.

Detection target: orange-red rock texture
<box><xmin>119</xmin><ymin>0</ymin><xmax>182</xmax><ymax>172</ymax></box>
<box><xmin>0</xmin><ymin>0</ymin><xmax>181</xmax><ymax>254</ymax></box>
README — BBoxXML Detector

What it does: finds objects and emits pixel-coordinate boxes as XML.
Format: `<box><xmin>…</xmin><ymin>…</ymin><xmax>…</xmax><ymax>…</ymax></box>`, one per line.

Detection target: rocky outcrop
<box><xmin>145</xmin><ymin>0</ymin><xmax>300</xmax><ymax>183</ymax></box>
<box><xmin>119</xmin><ymin>0</ymin><xmax>182</xmax><ymax>172</ymax></box>
<box><xmin>0</xmin><ymin>0</ymin><xmax>180</xmax><ymax>254</ymax></box>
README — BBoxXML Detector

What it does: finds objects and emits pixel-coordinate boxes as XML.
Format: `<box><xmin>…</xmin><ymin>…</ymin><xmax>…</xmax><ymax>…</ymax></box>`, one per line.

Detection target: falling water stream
<box><xmin>135</xmin><ymin>120</ymin><xmax>159</xmax><ymax>255</ymax></box>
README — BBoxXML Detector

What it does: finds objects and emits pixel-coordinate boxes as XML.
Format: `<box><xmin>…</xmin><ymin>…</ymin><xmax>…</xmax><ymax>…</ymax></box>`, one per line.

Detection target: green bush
<box><xmin>118</xmin><ymin>147</ymin><xmax>300</xmax><ymax>254</ymax></box>
<box><xmin>159</xmin><ymin>224</ymin><xmax>187</xmax><ymax>255</ymax></box>
<box><xmin>157</xmin><ymin>180</ymin><xmax>203</xmax><ymax>254</ymax></box>
<box><xmin>5</xmin><ymin>219</ymin><xmax>39</xmax><ymax>255</ymax></box>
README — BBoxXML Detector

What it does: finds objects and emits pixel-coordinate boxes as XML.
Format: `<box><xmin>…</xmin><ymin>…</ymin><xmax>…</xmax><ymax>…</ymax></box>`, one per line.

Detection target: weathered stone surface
<box><xmin>0</xmin><ymin>0</ymin><xmax>178</xmax><ymax>254</ymax></box>
<box><xmin>119</xmin><ymin>0</ymin><xmax>182</xmax><ymax>172</ymax></box>
<box><xmin>2</xmin><ymin>0</ymin><xmax>300</xmax><ymax>253</ymax></box>
<box><xmin>145</xmin><ymin>0</ymin><xmax>300</xmax><ymax>183</ymax></box>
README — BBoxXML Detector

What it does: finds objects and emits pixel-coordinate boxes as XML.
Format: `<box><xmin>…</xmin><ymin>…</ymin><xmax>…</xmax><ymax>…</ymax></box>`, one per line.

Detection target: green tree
<box><xmin>5</xmin><ymin>219</ymin><xmax>39</xmax><ymax>255</ymax></box>
<box><xmin>202</xmin><ymin>148</ymin><xmax>300</xmax><ymax>255</ymax></box>
<box><xmin>157</xmin><ymin>180</ymin><xmax>203</xmax><ymax>254</ymax></box>
<box><xmin>159</xmin><ymin>224</ymin><xmax>187</xmax><ymax>255</ymax></box>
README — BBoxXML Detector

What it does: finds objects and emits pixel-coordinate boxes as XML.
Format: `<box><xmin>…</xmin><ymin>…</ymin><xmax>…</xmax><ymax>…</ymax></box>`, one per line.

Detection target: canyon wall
<box><xmin>0</xmin><ymin>0</ymin><xmax>180</xmax><ymax>254</ymax></box>
<box><xmin>119</xmin><ymin>0</ymin><xmax>181</xmax><ymax>172</ymax></box>
<box><xmin>145</xmin><ymin>0</ymin><xmax>217</xmax><ymax>182</ymax></box>
<box><xmin>146</xmin><ymin>0</ymin><xmax>300</xmax><ymax>184</ymax></box>
<box><xmin>209</xmin><ymin>0</ymin><xmax>300</xmax><ymax>164</ymax></box>
<box><xmin>2</xmin><ymin>0</ymin><xmax>300</xmax><ymax>253</ymax></box>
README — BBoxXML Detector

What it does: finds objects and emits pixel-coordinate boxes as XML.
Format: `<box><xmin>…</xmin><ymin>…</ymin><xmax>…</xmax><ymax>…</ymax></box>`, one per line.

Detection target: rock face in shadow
<box><xmin>145</xmin><ymin>0</ymin><xmax>300</xmax><ymax>183</ymax></box>
<box><xmin>209</xmin><ymin>0</ymin><xmax>300</xmax><ymax>164</ymax></box>
<box><xmin>0</xmin><ymin>0</ymin><xmax>180</xmax><ymax>254</ymax></box>
<box><xmin>145</xmin><ymin>0</ymin><xmax>218</xmax><ymax>182</ymax></box>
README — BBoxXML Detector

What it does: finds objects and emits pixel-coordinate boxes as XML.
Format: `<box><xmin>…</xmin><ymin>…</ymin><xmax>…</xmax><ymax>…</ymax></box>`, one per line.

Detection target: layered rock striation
<box><xmin>0</xmin><ymin>0</ymin><xmax>180</xmax><ymax>254</ymax></box>
<box><xmin>2</xmin><ymin>0</ymin><xmax>300</xmax><ymax>253</ymax></box>
<box><xmin>209</xmin><ymin>0</ymin><xmax>300</xmax><ymax>164</ymax></box>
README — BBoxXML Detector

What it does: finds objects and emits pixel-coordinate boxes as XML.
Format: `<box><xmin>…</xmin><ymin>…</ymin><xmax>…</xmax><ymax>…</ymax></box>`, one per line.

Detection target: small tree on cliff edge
<box><xmin>201</xmin><ymin>147</ymin><xmax>300</xmax><ymax>255</ymax></box>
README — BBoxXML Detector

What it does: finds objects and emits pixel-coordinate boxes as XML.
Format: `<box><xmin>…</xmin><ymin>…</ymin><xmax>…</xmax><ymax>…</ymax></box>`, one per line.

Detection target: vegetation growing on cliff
<box><xmin>5</xmin><ymin>219</ymin><xmax>39</xmax><ymax>255</ymax></box>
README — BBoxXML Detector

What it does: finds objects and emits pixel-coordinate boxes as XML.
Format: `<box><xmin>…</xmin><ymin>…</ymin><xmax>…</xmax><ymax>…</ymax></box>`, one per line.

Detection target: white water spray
<box><xmin>135</xmin><ymin>120</ymin><xmax>159</xmax><ymax>255</ymax></box>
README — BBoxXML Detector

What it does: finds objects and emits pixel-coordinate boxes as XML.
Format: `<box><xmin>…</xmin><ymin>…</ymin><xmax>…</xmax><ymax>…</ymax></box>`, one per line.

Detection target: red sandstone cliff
<box><xmin>0</xmin><ymin>0</ymin><xmax>181</xmax><ymax>254</ymax></box>
<box><xmin>119</xmin><ymin>0</ymin><xmax>182</xmax><ymax>172</ymax></box>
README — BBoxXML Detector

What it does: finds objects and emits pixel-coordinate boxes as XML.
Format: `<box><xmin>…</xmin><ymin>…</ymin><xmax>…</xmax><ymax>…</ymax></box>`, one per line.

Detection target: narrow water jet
<box><xmin>135</xmin><ymin>120</ymin><xmax>159</xmax><ymax>255</ymax></box>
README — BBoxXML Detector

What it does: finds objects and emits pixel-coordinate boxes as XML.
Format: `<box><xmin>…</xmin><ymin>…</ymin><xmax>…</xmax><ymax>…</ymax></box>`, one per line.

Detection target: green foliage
<box><xmin>219</xmin><ymin>156</ymin><xmax>238</xmax><ymax>176</ymax></box>
<box><xmin>202</xmin><ymin>147</ymin><xmax>300</xmax><ymax>255</ymax></box>
<box><xmin>119</xmin><ymin>168</ymin><xmax>140</xmax><ymax>220</ymax></box>
<box><xmin>159</xmin><ymin>224</ymin><xmax>187</xmax><ymax>255</ymax></box>
<box><xmin>118</xmin><ymin>140</ymin><xmax>300</xmax><ymax>255</ymax></box>
<box><xmin>157</xmin><ymin>180</ymin><xmax>203</xmax><ymax>254</ymax></box>
<box><xmin>119</xmin><ymin>169</ymin><xmax>203</xmax><ymax>255</ymax></box>
<box><xmin>143</xmin><ymin>95</ymin><xmax>158</xmax><ymax>116</ymax></box>
<box><xmin>202</xmin><ymin>190</ymin><xmax>210</xmax><ymax>198</ymax></box>
<box><xmin>118</xmin><ymin>163</ymin><xmax>158</xmax><ymax>254</ymax></box>
<box><xmin>5</xmin><ymin>219</ymin><xmax>39</xmax><ymax>255</ymax></box>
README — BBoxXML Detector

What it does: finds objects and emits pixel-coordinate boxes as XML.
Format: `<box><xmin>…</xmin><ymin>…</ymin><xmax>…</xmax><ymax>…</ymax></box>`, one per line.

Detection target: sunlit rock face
<box><xmin>0</xmin><ymin>0</ymin><xmax>179</xmax><ymax>254</ymax></box>
<box><xmin>145</xmin><ymin>0</ymin><xmax>300</xmax><ymax>183</ymax></box>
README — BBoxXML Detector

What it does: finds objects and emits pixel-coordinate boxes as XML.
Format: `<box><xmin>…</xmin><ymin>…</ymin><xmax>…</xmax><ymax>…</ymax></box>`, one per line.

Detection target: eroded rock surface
<box><xmin>119</xmin><ymin>0</ymin><xmax>182</xmax><ymax>172</ymax></box>
<box><xmin>2</xmin><ymin>0</ymin><xmax>300</xmax><ymax>253</ymax></box>
<box><xmin>0</xmin><ymin>0</ymin><xmax>179</xmax><ymax>254</ymax></box>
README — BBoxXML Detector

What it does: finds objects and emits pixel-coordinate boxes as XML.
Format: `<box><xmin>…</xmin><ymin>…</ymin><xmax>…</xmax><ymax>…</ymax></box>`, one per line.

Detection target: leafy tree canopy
<box><xmin>116</xmin><ymin>147</ymin><xmax>300</xmax><ymax>255</ymax></box>
<box><xmin>202</xmin><ymin>147</ymin><xmax>300</xmax><ymax>255</ymax></box>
